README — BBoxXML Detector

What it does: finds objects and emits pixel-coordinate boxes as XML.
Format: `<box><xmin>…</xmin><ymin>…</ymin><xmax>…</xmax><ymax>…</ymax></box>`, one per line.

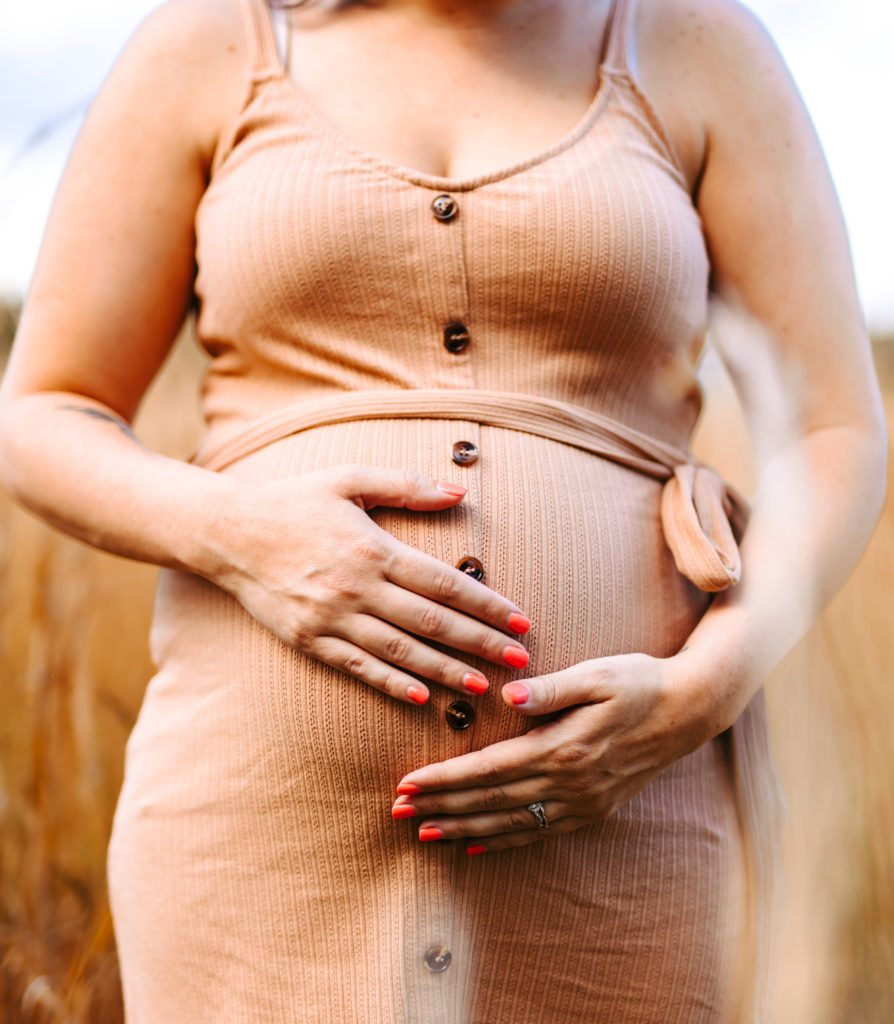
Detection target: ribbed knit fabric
<box><xmin>107</xmin><ymin>0</ymin><xmax>784</xmax><ymax>1020</ymax></box>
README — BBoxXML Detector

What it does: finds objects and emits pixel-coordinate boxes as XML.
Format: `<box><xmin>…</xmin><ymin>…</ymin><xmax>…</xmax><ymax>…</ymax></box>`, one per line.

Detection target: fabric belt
<box><xmin>192</xmin><ymin>389</ymin><xmax>748</xmax><ymax>593</ymax></box>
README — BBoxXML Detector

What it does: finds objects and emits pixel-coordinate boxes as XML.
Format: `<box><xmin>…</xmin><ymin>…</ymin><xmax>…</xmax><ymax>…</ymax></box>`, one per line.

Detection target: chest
<box><xmin>285</xmin><ymin>1</ymin><xmax>613</xmax><ymax>182</ymax></box>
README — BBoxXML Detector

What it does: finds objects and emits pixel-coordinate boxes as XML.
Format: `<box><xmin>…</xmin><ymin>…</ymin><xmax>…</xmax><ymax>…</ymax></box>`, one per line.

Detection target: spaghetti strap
<box><xmin>601</xmin><ymin>0</ymin><xmax>640</xmax><ymax>72</ymax></box>
<box><xmin>237</xmin><ymin>0</ymin><xmax>285</xmax><ymax>80</ymax></box>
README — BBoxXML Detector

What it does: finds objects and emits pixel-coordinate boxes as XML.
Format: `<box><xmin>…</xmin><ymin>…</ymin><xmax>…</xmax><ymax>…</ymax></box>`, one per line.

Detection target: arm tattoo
<box><xmin>59</xmin><ymin>404</ymin><xmax>140</xmax><ymax>442</ymax></box>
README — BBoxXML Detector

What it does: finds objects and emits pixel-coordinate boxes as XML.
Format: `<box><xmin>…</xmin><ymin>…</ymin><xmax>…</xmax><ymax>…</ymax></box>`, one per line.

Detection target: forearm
<box><xmin>674</xmin><ymin>422</ymin><xmax>887</xmax><ymax>735</ymax></box>
<box><xmin>0</xmin><ymin>391</ymin><xmax>237</xmax><ymax>579</ymax></box>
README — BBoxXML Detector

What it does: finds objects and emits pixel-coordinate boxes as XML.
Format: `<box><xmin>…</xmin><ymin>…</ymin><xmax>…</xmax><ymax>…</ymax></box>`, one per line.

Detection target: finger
<box><xmin>369</xmin><ymin>584</ymin><xmax>531</xmax><ymax>671</ymax></box>
<box><xmin>309</xmin><ymin>635</ymin><xmax>432</xmax><ymax>705</ymax></box>
<box><xmin>342</xmin><ymin>613</ymin><xmax>494</xmax><ymax>695</ymax></box>
<box><xmin>331</xmin><ymin>466</ymin><xmax>471</xmax><ymax>513</ymax></box>
<box><xmin>408</xmin><ymin>800</ymin><xmax>567</xmax><ymax>843</ymax></box>
<box><xmin>391</xmin><ymin>776</ymin><xmax>550</xmax><ymax>818</ymax></box>
<box><xmin>500</xmin><ymin>660</ymin><xmax>625</xmax><ymax>716</ymax></box>
<box><xmin>397</xmin><ymin>729</ymin><xmax>551</xmax><ymax>794</ymax></box>
<box><xmin>462</xmin><ymin>816</ymin><xmax>588</xmax><ymax>855</ymax></box>
<box><xmin>384</xmin><ymin>545</ymin><xmax>532</xmax><ymax>639</ymax></box>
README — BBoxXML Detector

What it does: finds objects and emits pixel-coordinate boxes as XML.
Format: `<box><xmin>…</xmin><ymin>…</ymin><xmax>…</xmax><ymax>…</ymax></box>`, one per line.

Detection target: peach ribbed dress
<box><xmin>107</xmin><ymin>0</ymin><xmax>784</xmax><ymax>1019</ymax></box>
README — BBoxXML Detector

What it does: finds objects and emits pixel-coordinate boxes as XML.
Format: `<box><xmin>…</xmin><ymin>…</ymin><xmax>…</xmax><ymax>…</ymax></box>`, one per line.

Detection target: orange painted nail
<box><xmin>396</xmin><ymin>782</ymin><xmax>421</xmax><ymax>796</ymax></box>
<box><xmin>502</xmin><ymin>646</ymin><xmax>530</xmax><ymax>669</ymax></box>
<box><xmin>391</xmin><ymin>804</ymin><xmax>417</xmax><ymax>819</ymax></box>
<box><xmin>504</xmin><ymin>682</ymin><xmax>530</xmax><ymax>706</ymax></box>
<box><xmin>463</xmin><ymin>672</ymin><xmax>489</xmax><ymax>695</ymax></box>
<box><xmin>466</xmin><ymin>845</ymin><xmax>487</xmax><ymax>855</ymax></box>
<box><xmin>437</xmin><ymin>481</ymin><xmax>467</xmax><ymax>497</ymax></box>
<box><xmin>507</xmin><ymin>612</ymin><xmax>531</xmax><ymax>634</ymax></box>
<box><xmin>407</xmin><ymin>685</ymin><xmax>429</xmax><ymax>705</ymax></box>
<box><xmin>419</xmin><ymin>827</ymin><xmax>444</xmax><ymax>842</ymax></box>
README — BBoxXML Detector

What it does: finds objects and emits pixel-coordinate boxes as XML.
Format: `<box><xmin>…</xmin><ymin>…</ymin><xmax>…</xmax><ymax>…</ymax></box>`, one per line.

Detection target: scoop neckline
<box><xmin>270</xmin><ymin>61</ymin><xmax>617</xmax><ymax>192</ymax></box>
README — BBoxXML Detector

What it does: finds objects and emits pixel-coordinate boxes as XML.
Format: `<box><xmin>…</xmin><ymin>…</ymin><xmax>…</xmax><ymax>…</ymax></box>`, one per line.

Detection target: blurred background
<box><xmin>1</xmin><ymin>1</ymin><xmax>892</xmax><ymax>1021</ymax></box>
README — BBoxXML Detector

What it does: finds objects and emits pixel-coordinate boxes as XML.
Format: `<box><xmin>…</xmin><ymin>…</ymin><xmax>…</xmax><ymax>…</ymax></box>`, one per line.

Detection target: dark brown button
<box><xmin>445</xmin><ymin>700</ymin><xmax>475</xmax><ymax>731</ymax></box>
<box><xmin>452</xmin><ymin>441</ymin><xmax>479</xmax><ymax>466</ymax></box>
<box><xmin>443</xmin><ymin>322</ymin><xmax>470</xmax><ymax>353</ymax></box>
<box><xmin>431</xmin><ymin>193</ymin><xmax>458</xmax><ymax>222</ymax></box>
<box><xmin>423</xmin><ymin>944</ymin><xmax>453</xmax><ymax>972</ymax></box>
<box><xmin>456</xmin><ymin>556</ymin><xmax>484</xmax><ymax>581</ymax></box>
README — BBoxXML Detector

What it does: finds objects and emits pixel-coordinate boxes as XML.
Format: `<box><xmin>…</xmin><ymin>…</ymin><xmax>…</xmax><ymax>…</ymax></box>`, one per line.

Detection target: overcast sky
<box><xmin>1</xmin><ymin>0</ymin><xmax>892</xmax><ymax>329</ymax></box>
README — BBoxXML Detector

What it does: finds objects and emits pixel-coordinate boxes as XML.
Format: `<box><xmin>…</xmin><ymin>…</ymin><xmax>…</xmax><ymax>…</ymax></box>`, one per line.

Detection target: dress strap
<box><xmin>601</xmin><ymin>0</ymin><xmax>640</xmax><ymax>72</ymax></box>
<box><xmin>237</xmin><ymin>0</ymin><xmax>286</xmax><ymax>80</ymax></box>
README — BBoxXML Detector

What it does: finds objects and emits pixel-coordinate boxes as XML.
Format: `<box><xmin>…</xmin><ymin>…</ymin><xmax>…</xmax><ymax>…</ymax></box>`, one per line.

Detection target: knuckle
<box><xmin>424</xmin><ymin>658</ymin><xmax>453</xmax><ymax>686</ymax></box>
<box><xmin>553</xmin><ymin>740</ymin><xmax>592</xmax><ymax>773</ymax></box>
<box><xmin>538</xmin><ymin>675</ymin><xmax>559</xmax><ymax>707</ymax></box>
<box><xmin>401</xmin><ymin>468</ymin><xmax>425</xmax><ymax>493</ymax></box>
<box><xmin>346</xmin><ymin>533</ymin><xmax>388</xmax><ymax>565</ymax></box>
<box><xmin>341</xmin><ymin>651</ymin><xmax>368</xmax><ymax>679</ymax></box>
<box><xmin>475</xmin><ymin>759</ymin><xmax>504</xmax><ymax>786</ymax></box>
<box><xmin>378</xmin><ymin>668</ymin><xmax>407</xmax><ymax>698</ymax></box>
<box><xmin>382</xmin><ymin>632</ymin><xmax>413</xmax><ymax>664</ymax></box>
<box><xmin>429</xmin><ymin>570</ymin><xmax>461</xmax><ymax>603</ymax></box>
<box><xmin>480</xmin><ymin>786</ymin><xmax>508</xmax><ymax>812</ymax></box>
<box><xmin>509</xmin><ymin>806</ymin><xmax>536</xmax><ymax>830</ymax></box>
<box><xmin>286</xmin><ymin>622</ymin><xmax>314</xmax><ymax>650</ymax></box>
<box><xmin>418</xmin><ymin>604</ymin><xmax>446</xmax><ymax>636</ymax></box>
<box><xmin>562</xmin><ymin>775</ymin><xmax>589</xmax><ymax>800</ymax></box>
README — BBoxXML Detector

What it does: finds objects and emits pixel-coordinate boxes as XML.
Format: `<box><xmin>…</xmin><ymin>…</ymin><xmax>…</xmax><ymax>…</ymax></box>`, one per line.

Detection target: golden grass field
<box><xmin>0</xmin><ymin>309</ymin><xmax>892</xmax><ymax>1023</ymax></box>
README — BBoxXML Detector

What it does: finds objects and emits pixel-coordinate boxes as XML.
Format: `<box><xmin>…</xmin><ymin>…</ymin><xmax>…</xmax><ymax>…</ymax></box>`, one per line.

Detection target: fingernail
<box><xmin>419</xmin><ymin>827</ymin><xmax>444</xmax><ymax>842</ymax></box>
<box><xmin>466</xmin><ymin>845</ymin><xmax>487</xmax><ymax>856</ymax></box>
<box><xmin>407</xmin><ymin>685</ymin><xmax>429</xmax><ymax>705</ymax></box>
<box><xmin>507</xmin><ymin>612</ymin><xmax>531</xmax><ymax>634</ymax></box>
<box><xmin>502</xmin><ymin>646</ymin><xmax>530</xmax><ymax>669</ymax></box>
<box><xmin>392</xmin><ymin>803</ymin><xmax>417</xmax><ymax>819</ymax></box>
<box><xmin>436</xmin><ymin>481</ymin><xmax>467</xmax><ymax>497</ymax></box>
<box><xmin>504</xmin><ymin>682</ymin><xmax>530</xmax><ymax>706</ymax></box>
<box><xmin>396</xmin><ymin>782</ymin><xmax>421</xmax><ymax>796</ymax></box>
<box><xmin>463</xmin><ymin>671</ymin><xmax>489</xmax><ymax>695</ymax></box>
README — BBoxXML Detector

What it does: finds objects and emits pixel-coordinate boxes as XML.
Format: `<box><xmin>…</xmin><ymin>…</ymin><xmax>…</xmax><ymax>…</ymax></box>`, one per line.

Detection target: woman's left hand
<box><xmin>392</xmin><ymin>652</ymin><xmax>727</xmax><ymax>852</ymax></box>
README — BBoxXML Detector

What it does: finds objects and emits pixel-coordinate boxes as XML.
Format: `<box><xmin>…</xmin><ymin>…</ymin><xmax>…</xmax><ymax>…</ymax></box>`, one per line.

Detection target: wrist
<box><xmin>664</xmin><ymin>637</ymin><xmax>758</xmax><ymax>746</ymax></box>
<box><xmin>174</xmin><ymin>469</ymin><xmax>249</xmax><ymax>586</ymax></box>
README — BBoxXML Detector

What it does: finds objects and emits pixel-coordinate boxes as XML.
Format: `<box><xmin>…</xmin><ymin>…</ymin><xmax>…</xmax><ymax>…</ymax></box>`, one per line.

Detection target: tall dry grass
<box><xmin>0</xmin><ymin>314</ymin><xmax>892</xmax><ymax>1022</ymax></box>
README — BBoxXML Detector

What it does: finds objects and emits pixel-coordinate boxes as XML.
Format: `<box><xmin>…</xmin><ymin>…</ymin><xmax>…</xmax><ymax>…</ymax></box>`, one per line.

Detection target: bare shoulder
<box><xmin>106</xmin><ymin>0</ymin><xmax>249</xmax><ymax>167</ymax></box>
<box><xmin>633</xmin><ymin>0</ymin><xmax>796</xmax><ymax>191</ymax></box>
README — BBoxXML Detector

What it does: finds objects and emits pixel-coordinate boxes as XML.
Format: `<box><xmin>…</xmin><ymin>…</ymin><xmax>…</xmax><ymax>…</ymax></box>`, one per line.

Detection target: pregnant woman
<box><xmin>0</xmin><ymin>0</ymin><xmax>885</xmax><ymax>1020</ymax></box>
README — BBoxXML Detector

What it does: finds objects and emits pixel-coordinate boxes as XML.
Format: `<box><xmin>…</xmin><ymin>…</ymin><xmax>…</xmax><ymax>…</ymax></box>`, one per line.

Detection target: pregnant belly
<box><xmin>110</xmin><ymin>417</ymin><xmax>747</xmax><ymax>1024</ymax></box>
<box><xmin>139</xmin><ymin>417</ymin><xmax>709</xmax><ymax>774</ymax></box>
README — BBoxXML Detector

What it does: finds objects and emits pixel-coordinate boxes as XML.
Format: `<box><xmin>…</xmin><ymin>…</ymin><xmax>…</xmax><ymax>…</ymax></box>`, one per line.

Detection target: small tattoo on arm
<box><xmin>59</xmin><ymin>404</ymin><xmax>139</xmax><ymax>441</ymax></box>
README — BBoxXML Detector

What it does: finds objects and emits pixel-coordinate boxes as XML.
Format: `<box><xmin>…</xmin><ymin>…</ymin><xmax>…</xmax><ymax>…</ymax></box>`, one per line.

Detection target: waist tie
<box><xmin>193</xmin><ymin>389</ymin><xmax>748</xmax><ymax>593</ymax></box>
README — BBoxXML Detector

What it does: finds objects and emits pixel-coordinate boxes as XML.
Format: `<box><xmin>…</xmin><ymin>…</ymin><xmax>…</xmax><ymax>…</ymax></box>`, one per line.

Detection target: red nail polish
<box><xmin>466</xmin><ymin>845</ymin><xmax>487</xmax><ymax>855</ymax></box>
<box><xmin>507</xmin><ymin>612</ymin><xmax>531</xmax><ymax>634</ymax></box>
<box><xmin>463</xmin><ymin>672</ymin><xmax>489</xmax><ymax>695</ymax></box>
<box><xmin>504</xmin><ymin>682</ymin><xmax>530</xmax><ymax>705</ymax></box>
<box><xmin>419</xmin><ymin>827</ymin><xmax>444</xmax><ymax>842</ymax></box>
<box><xmin>392</xmin><ymin>804</ymin><xmax>417</xmax><ymax>819</ymax></box>
<box><xmin>396</xmin><ymin>782</ymin><xmax>421</xmax><ymax>796</ymax></box>
<box><xmin>502</xmin><ymin>646</ymin><xmax>530</xmax><ymax>669</ymax></box>
<box><xmin>407</xmin><ymin>685</ymin><xmax>429</xmax><ymax>705</ymax></box>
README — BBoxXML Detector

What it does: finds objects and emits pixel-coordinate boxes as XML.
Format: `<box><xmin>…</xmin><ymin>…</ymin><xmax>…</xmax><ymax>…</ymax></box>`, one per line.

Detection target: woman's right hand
<box><xmin>209</xmin><ymin>464</ymin><xmax>531</xmax><ymax>705</ymax></box>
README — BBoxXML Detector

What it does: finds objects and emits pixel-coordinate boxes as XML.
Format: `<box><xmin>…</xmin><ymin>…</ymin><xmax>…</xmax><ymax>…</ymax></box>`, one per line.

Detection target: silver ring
<box><xmin>526</xmin><ymin>802</ymin><xmax>550</xmax><ymax>830</ymax></box>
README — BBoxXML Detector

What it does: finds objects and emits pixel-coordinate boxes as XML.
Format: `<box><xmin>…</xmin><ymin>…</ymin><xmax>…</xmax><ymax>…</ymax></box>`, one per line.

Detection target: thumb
<box><xmin>501</xmin><ymin>657</ymin><xmax>632</xmax><ymax>715</ymax></box>
<box><xmin>333</xmin><ymin>466</ymin><xmax>467</xmax><ymax>512</ymax></box>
